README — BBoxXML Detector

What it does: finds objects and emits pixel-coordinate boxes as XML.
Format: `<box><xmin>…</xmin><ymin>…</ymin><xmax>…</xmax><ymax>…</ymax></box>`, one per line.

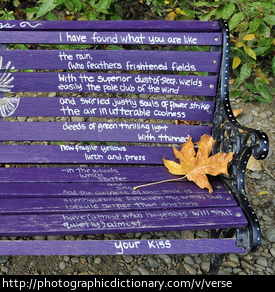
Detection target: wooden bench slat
<box><xmin>0</xmin><ymin>206</ymin><xmax>247</xmax><ymax>237</ymax></box>
<box><xmin>0</xmin><ymin>166</ymin><xmax>223</xmax><ymax>184</ymax></box>
<box><xmin>0</xmin><ymin>191</ymin><xmax>237</xmax><ymax>214</ymax></box>
<box><xmin>0</xmin><ymin>20</ymin><xmax>221</xmax><ymax>32</ymax></box>
<box><xmin>9</xmin><ymin>72</ymin><xmax>218</xmax><ymax>96</ymax></box>
<box><xmin>0</xmin><ymin>122</ymin><xmax>211</xmax><ymax>143</ymax></box>
<box><xmin>0</xmin><ymin>145</ymin><xmax>173</xmax><ymax>164</ymax></box>
<box><xmin>0</xmin><ymin>181</ymin><xmax>228</xmax><ymax>197</ymax></box>
<box><xmin>0</xmin><ymin>97</ymin><xmax>214</xmax><ymax>121</ymax></box>
<box><xmin>0</xmin><ymin>31</ymin><xmax>223</xmax><ymax>45</ymax></box>
<box><xmin>0</xmin><ymin>238</ymin><xmax>245</xmax><ymax>256</ymax></box>
<box><xmin>1</xmin><ymin>50</ymin><xmax>221</xmax><ymax>72</ymax></box>
<box><xmin>0</xmin><ymin>166</ymin><xmax>185</xmax><ymax>182</ymax></box>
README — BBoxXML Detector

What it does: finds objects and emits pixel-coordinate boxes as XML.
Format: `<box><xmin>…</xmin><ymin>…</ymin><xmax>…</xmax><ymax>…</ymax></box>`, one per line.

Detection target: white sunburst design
<box><xmin>0</xmin><ymin>57</ymin><xmax>20</xmax><ymax>117</ymax></box>
<box><xmin>0</xmin><ymin>56</ymin><xmax>15</xmax><ymax>93</ymax></box>
<box><xmin>0</xmin><ymin>97</ymin><xmax>20</xmax><ymax>117</ymax></box>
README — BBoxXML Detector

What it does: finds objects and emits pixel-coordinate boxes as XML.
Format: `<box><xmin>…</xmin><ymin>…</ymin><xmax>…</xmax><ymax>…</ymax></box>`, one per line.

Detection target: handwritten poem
<box><xmin>57</xmin><ymin>72</ymin><xmax>204</xmax><ymax>95</ymax></box>
<box><xmin>58</xmin><ymin>96</ymin><xmax>211</xmax><ymax>120</ymax></box>
<box><xmin>59</xmin><ymin>31</ymin><xmax>200</xmax><ymax>45</ymax></box>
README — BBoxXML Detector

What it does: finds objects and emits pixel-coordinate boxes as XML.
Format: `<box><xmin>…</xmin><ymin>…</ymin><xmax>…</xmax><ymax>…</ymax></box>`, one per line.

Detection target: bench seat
<box><xmin>0</xmin><ymin>166</ymin><xmax>247</xmax><ymax>256</ymax></box>
<box><xmin>0</xmin><ymin>167</ymin><xmax>247</xmax><ymax>235</ymax></box>
<box><xmin>0</xmin><ymin>165</ymin><xmax>247</xmax><ymax>257</ymax></box>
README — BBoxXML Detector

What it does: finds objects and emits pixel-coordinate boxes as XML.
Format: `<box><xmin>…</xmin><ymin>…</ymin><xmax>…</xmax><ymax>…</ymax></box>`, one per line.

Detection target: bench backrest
<box><xmin>0</xmin><ymin>20</ymin><xmax>228</xmax><ymax>166</ymax></box>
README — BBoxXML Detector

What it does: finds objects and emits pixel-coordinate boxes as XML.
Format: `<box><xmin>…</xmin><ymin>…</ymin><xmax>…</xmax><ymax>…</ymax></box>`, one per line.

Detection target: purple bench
<box><xmin>0</xmin><ymin>19</ymin><xmax>269</xmax><ymax>274</ymax></box>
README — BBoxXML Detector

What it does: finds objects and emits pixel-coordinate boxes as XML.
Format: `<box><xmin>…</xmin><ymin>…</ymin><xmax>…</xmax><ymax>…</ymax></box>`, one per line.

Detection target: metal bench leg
<box><xmin>209</xmin><ymin>228</ymin><xmax>236</xmax><ymax>274</ymax></box>
<box><xmin>210</xmin><ymin>253</ymin><xmax>225</xmax><ymax>275</ymax></box>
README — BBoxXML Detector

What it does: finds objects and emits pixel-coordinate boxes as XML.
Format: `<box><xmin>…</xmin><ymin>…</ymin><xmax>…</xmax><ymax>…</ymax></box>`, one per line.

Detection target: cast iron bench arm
<box><xmin>212</xmin><ymin>19</ymin><xmax>269</xmax><ymax>252</ymax></box>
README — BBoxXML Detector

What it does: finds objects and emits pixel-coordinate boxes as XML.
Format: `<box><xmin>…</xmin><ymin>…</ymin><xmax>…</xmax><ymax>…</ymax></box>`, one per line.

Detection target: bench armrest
<box><xmin>213</xmin><ymin>20</ymin><xmax>269</xmax><ymax>163</ymax></box>
<box><xmin>211</xmin><ymin>19</ymin><xmax>269</xmax><ymax>252</ymax></box>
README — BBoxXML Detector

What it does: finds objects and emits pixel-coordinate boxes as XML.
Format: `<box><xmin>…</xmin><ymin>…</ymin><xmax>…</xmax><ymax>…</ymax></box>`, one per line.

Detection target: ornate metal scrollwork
<box><xmin>212</xmin><ymin>19</ymin><xmax>269</xmax><ymax>252</ymax></box>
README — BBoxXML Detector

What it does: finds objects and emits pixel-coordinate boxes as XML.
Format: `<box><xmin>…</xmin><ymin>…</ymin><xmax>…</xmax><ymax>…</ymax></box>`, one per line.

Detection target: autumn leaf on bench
<box><xmin>134</xmin><ymin>134</ymin><xmax>234</xmax><ymax>194</ymax></box>
<box><xmin>163</xmin><ymin>134</ymin><xmax>234</xmax><ymax>193</ymax></box>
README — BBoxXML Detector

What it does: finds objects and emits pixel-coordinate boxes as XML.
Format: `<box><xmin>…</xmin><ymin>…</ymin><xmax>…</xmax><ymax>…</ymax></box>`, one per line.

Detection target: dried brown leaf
<box><xmin>163</xmin><ymin>134</ymin><xmax>234</xmax><ymax>193</ymax></box>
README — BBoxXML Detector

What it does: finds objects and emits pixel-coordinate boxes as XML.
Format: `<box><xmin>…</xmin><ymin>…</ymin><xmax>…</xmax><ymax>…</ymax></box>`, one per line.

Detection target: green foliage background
<box><xmin>0</xmin><ymin>0</ymin><xmax>274</xmax><ymax>103</ymax></box>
